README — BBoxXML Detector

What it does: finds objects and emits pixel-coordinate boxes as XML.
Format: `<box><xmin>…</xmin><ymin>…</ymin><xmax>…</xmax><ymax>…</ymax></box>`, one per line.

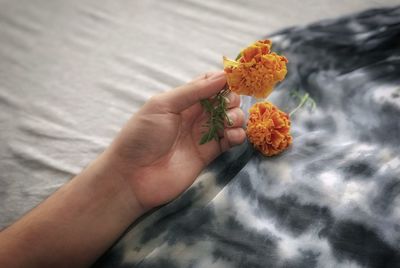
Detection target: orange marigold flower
<box><xmin>246</xmin><ymin>101</ymin><xmax>292</xmax><ymax>156</ymax></box>
<box><xmin>223</xmin><ymin>40</ymin><xmax>288</xmax><ymax>98</ymax></box>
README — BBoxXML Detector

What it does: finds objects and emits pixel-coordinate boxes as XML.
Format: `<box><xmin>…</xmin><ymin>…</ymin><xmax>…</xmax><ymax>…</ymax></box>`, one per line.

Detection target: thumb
<box><xmin>159</xmin><ymin>71</ymin><xmax>226</xmax><ymax>113</ymax></box>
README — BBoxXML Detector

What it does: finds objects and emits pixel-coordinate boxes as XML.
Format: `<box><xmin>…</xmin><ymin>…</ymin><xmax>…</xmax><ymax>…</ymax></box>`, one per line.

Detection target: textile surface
<box><xmin>0</xmin><ymin>1</ymin><xmax>399</xmax><ymax>268</ymax></box>
<box><xmin>96</xmin><ymin>7</ymin><xmax>400</xmax><ymax>268</ymax></box>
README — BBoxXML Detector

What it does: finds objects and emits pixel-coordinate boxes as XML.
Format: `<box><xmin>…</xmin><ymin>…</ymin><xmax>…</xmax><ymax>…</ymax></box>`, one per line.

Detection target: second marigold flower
<box><xmin>223</xmin><ymin>40</ymin><xmax>288</xmax><ymax>98</ymax></box>
<box><xmin>246</xmin><ymin>101</ymin><xmax>292</xmax><ymax>156</ymax></box>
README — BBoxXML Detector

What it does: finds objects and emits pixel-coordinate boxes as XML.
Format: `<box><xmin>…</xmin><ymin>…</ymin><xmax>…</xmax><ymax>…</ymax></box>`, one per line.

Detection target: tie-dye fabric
<box><xmin>96</xmin><ymin>7</ymin><xmax>400</xmax><ymax>268</ymax></box>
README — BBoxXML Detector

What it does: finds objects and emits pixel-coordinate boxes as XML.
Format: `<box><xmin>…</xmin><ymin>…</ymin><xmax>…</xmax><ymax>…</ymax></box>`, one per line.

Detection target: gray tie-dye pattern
<box><xmin>95</xmin><ymin>7</ymin><xmax>400</xmax><ymax>268</ymax></box>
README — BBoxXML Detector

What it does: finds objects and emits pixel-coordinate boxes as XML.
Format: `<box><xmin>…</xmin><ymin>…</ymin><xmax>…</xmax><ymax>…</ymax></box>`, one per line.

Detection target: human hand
<box><xmin>104</xmin><ymin>71</ymin><xmax>246</xmax><ymax>211</ymax></box>
<box><xmin>0</xmin><ymin>71</ymin><xmax>246</xmax><ymax>267</ymax></box>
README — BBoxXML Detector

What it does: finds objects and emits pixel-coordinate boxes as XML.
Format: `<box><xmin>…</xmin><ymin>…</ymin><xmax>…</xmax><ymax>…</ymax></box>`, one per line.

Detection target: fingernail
<box><xmin>226</xmin><ymin>111</ymin><xmax>235</xmax><ymax>126</ymax></box>
<box><xmin>223</xmin><ymin>96</ymin><xmax>230</xmax><ymax>104</ymax></box>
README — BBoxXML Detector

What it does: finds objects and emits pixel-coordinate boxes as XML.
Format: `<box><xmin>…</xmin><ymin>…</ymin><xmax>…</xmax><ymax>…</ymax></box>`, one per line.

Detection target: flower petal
<box><xmin>246</xmin><ymin>101</ymin><xmax>292</xmax><ymax>156</ymax></box>
<box><xmin>223</xmin><ymin>40</ymin><xmax>288</xmax><ymax>99</ymax></box>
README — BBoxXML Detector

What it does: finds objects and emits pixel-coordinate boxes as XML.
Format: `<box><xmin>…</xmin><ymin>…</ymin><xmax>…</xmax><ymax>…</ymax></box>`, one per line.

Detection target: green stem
<box><xmin>289</xmin><ymin>93</ymin><xmax>309</xmax><ymax>117</ymax></box>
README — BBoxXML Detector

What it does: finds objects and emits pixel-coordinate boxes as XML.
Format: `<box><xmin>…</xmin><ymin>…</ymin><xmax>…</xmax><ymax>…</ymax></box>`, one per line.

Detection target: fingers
<box><xmin>192</xmin><ymin>71</ymin><xmax>222</xmax><ymax>82</ymax></box>
<box><xmin>226</xmin><ymin>128</ymin><xmax>246</xmax><ymax>146</ymax></box>
<box><xmin>225</xmin><ymin>92</ymin><xmax>241</xmax><ymax>109</ymax></box>
<box><xmin>217</xmin><ymin>107</ymin><xmax>244</xmax><ymax>138</ymax></box>
<box><xmin>219</xmin><ymin>128</ymin><xmax>246</xmax><ymax>152</ymax></box>
<box><xmin>225</xmin><ymin>107</ymin><xmax>244</xmax><ymax>128</ymax></box>
<box><xmin>219</xmin><ymin>107</ymin><xmax>246</xmax><ymax>151</ymax></box>
<box><xmin>159</xmin><ymin>71</ymin><xmax>227</xmax><ymax>113</ymax></box>
<box><xmin>192</xmin><ymin>75</ymin><xmax>240</xmax><ymax>109</ymax></box>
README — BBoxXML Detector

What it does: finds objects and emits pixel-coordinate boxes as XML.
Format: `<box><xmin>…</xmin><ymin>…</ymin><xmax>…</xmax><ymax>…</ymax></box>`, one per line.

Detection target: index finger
<box><xmin>160</xmin><ymin>71</ymin><xmax>227</xmax><ymax>113</ymax></box>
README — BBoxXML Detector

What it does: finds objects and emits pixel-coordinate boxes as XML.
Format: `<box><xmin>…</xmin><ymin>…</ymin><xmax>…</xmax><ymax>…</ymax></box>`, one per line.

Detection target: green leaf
<box><xmin>200</xmin><ymin>99</ymin><xmax>213</xmax><ymax>113</ymax></box>
<box><xmin>199</xmin><ymin>90</ymin><xmax>231</xmax><ymax>145</ymax></box>
<box><xmin>235</xmin><ymin>52</ymin><xmax>242</xmax><ymax>61</ymax></box>
<box><xmin>199</xmin><ymin>133</ymin><xmax>210</xmax><ymax>145</ymax></box>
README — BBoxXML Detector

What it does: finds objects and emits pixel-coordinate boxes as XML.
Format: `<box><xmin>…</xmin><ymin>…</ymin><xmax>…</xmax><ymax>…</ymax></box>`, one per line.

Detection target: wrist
<box><xmin>82</xmin><ymin>150</ymin><xmax>146</xmax><ymax>220</ymax></box>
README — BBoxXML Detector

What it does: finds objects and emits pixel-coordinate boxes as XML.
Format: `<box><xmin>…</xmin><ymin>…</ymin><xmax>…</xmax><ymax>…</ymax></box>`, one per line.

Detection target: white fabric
<box><xmin>0</xmin><ymin>0</ymin><xmax>398</xmax><ymax>228</ymax></box>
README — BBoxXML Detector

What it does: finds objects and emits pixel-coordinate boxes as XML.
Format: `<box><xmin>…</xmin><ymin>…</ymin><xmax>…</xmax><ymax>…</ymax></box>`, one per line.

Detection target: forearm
<box><xmin>0</xmin><ymin>151</ymin><xmax>144</xmax><ymax>267</ymax></box>
<box><xmin>0</xmin><ymin>71</ymin><xmax>238</xmax><ymax>267</ymax></box>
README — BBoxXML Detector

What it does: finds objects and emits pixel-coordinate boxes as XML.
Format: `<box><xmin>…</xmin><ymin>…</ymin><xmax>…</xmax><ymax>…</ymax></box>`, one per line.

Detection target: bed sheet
<box><xmin>95</xmin><ymin>7</ymin><xmax>400</xmax><ymax>268</ymax></box>
<box><xmin>1</xmin><ymin>0</ymin><xmax>398</xmax><ymax>229</ymax></box>
<box><xmin>1</xmin><ymin>1</ymin><xmax>400</xmax><ymax>268</ymax></box>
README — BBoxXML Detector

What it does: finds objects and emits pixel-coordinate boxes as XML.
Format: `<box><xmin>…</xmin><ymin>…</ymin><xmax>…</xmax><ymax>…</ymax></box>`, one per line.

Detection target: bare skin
<box><xmin>0</xmin><ymin>71</ymin><xmax>245</xmax><ymax>267</ymax></box>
